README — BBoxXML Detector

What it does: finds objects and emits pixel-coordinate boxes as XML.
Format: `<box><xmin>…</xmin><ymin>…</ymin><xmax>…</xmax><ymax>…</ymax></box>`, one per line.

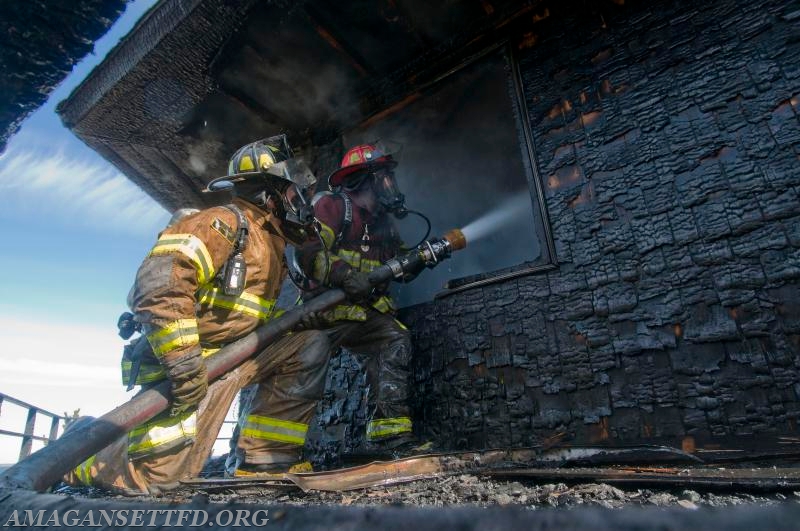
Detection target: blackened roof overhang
<box><xmin>0</xmin><ymin>0</ymin><xmax>127</xmax><ymax>153</ymax></box>
<box><xmin>57</xmin><ymin>0</ymin><xmax>545</xmax><ymax>212</ymax></box>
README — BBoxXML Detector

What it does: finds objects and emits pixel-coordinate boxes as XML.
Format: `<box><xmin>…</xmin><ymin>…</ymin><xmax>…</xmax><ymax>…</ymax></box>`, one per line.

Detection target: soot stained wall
<box><xmin>399</xmin><ymin>0</ymin><xmax>800</xmax><ymax>450</ymax></box>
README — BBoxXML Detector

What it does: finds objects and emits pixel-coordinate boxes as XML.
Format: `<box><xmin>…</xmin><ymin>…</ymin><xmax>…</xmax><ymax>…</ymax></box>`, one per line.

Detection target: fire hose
<box><xmin>0</xmin><ymin>230</ymin><xmax>467</xmax><ymax>493</ymax></box>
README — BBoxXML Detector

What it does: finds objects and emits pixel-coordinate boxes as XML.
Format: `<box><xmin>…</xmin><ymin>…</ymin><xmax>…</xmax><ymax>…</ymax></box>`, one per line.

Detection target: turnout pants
<box><xmin>314</xmin><ymin>309</ymin><xmax>414</xmax><ymax>443</ymax></box>
<box><xmin>65</xmin><ymin>330</ymin><xmax>329</xmax><ymax>495</ymax></box>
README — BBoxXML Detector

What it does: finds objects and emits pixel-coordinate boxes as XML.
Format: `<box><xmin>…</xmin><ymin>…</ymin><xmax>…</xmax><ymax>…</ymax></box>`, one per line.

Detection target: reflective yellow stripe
<box><xmin>338</xmin><ymin>249</ymin><xmax>362</xmax><ymax>269</ymax></box>
<box><xmin>121</xmin><ymin>347</ymin><xmax>221</xmax><ymax>387</ymax></box>
<box><xmin>371</xmin><ymin>295</ymin><xmax>395</xmax><ymax>314</ymax></box>
<box><xmin>128</xmin><ymin>411</ymin><xmax>197</xmax><ymax>457</ymax></box>
<box><xmin>202</xmin><ymin>347</ymin><xmax>220</xmax><ymax>358</ymax></box>
<box><xmin>360</xmin><ymin>258</ymin><xmax>382</xmax><ymax>272</ymax></box>
<box><xmin>121</xmin><ymin>361</ymin><xmax>165</xmax><ymax>385</ymax></box>
<box><xmin>327</xmin><ymin>304</ymin><xmax>368</xmax><ymax>321</ymax></box>
<box><xmin>73</xmin><ymin>455</ymin><xmax>96</xmax><ymax>486</ymax></box>
<box><xmin>146</xmin><ymin>319</ymin><xmax>199</xmax><ymax>357</ymax></box>
<box><xmin>313</xmin><ymin>251</ymin><xmax>342</xmax><ymax>283</ymax></box>
<box><xmin>366</xmin><ymin>417</ymin><xmax>412</xmax><ymax>441</ymax></box>
<box><xmin>149</xmin><ymin>233</ymin><xmax>215</xmax><ymax>284</ymax></box>
<box><xmin>317</xmin><ymin>221</ymin><xmax>336</xmax><ymax>249</ymax></box>
<box><xmin>313</xmin><ymin>250</ymin><xmax>382</xmax><ymax>283</ymax></box>
<box><xmin>241</xmin><ymin>415</ymin><xmax>308</xmax><ymax>445</ymax></box>
<box><xmin>325</xmin><ymin>295</ymin><xmax>395</xmax><ymax>323</ymax></box>
<box><xmin>197</xmin><ymin>287</ymin><xmax>278</xmax><ymax>320</ymax></box>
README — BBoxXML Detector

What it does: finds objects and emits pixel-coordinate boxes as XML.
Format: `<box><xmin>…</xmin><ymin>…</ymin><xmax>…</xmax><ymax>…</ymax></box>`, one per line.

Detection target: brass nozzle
<box><xmin>443</xmin><ymin>228</ymin><xmax>467</xmax><ymax>251</ymax></box>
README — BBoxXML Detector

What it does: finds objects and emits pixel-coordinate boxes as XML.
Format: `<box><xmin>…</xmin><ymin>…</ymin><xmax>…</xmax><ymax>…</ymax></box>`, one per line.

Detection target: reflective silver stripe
<box><xmin>241</xmin><ymin>415</ymin><xmax>308</xmax><ymax>445</ymax></box>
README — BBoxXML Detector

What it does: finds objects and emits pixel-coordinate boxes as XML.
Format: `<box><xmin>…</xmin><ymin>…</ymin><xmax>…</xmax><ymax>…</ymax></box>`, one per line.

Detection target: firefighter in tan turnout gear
<box><xmin>66</xmin><ymin>136</ymin><xmax>329</xmax><ymax>494</ymax></box>
<box><xmin>296</xmin><ymin>142</ymin><xmax>421</xmax><ymax>453</ymax></box>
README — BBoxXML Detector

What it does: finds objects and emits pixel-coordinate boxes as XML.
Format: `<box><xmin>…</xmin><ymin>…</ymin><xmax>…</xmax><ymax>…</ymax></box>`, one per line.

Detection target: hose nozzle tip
<box><xmin>443</xmin><ymin>228</ymin><xmax>467</xmax><ymax>251</ymax></box>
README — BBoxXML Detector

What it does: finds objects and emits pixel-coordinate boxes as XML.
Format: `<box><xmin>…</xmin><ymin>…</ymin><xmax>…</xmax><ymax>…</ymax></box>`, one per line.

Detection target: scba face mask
<box><xmin>276</xmin><ymin>181</ymin><xmax>316</xmax><ymax>244</ymax></box>
<box><xmin>371</xmin><ymin>168</ymin><xmax>407</xmax><ymax>218</ymax></box>
<box><xmin>261</xmin><ymin>158</ymin><xmax>317</xmax><ymax>243</ymax></box>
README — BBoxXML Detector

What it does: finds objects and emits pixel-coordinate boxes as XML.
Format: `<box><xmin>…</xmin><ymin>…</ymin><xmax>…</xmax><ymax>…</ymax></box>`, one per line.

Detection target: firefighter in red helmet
<box><xmin>297</xmin><ymin>142</ymin><xmax>421</xmax><ymax>454</ymax></box>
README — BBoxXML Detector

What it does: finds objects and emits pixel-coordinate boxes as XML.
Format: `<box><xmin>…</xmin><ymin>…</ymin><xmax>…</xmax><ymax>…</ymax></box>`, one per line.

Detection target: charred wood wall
<box><xmin>0</xmin><ymin>0</ymin><xmax>127</xmax><ymax>153</ymax></box>
<box><xmin>397</xmin><ymin>0</ymin><xmax>800</xmax><ymax>450</ymax></box>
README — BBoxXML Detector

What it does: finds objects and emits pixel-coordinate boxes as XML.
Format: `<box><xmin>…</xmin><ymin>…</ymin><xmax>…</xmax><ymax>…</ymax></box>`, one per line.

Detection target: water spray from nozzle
<box><xmin>460</xmin><ymin>193</ymin><xmax>532</xmax><ymax>244</ymax></box>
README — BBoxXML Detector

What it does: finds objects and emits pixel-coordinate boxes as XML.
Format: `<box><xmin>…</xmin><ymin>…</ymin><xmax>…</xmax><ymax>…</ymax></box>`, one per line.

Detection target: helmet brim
<box><xmin>204</xmin><ymin>172</ymin><xmax>259</xmax><ymax>192</ymax></box>
<box><xmin>206</xmin><ymin>159</ymin><xmax>316</xmax><ymax>193</ymax></box>
<box><xmin>328</xmin><ymin>158</ymin><xmax>398</xmax><ymax>188</ymax></box>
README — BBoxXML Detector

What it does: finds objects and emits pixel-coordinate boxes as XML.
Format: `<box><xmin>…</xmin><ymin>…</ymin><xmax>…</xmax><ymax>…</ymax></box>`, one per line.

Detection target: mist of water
<box><xmin>460</xmin><ymin>192</ymin><xmax>533</xmax><ymax>244</ymax></box>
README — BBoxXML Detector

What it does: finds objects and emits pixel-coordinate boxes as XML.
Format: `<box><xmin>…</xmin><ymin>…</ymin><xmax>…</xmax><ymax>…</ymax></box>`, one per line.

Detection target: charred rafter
<box><xmin>303</xmin><ymin>3</ymin><xmax>374</xmax><ymax>78</ymax></box>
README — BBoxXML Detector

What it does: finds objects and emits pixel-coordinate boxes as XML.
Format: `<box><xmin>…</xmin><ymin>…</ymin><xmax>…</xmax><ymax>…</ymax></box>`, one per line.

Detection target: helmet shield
<box><xmin>265</xmin><ymin>158</ymin><xmax>317</xmax><ymax>190</ymax></box>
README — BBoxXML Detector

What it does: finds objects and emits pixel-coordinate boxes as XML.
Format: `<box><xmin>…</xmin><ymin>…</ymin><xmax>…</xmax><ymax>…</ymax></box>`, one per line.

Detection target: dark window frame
<box><xmin>346</xmin><ymin>42</ymin><xmax>558</xmax><ymax>303</ymax></box>
<box><xmin>433</xmin><ymin>43</ymin><xmax>557</xmax><ymax>298</ymax></box>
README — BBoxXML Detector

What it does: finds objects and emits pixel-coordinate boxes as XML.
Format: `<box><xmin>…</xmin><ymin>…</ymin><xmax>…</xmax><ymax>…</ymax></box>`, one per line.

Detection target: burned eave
<box><xmin>0</xmin><ymin>0</ymin><xmax>127</xmax><ymax>153</ymax></box>
<box><xmin>57</xmin><ymin>0</ymin><xmax>548</xmax><ymax>212</ymax></box>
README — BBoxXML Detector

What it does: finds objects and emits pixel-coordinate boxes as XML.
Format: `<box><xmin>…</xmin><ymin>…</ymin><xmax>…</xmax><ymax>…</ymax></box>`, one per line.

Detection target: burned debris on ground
<box><xmin>58</xmin><ymin>474</ymin><xmax>799</xmax><ymax>510</ymax></box>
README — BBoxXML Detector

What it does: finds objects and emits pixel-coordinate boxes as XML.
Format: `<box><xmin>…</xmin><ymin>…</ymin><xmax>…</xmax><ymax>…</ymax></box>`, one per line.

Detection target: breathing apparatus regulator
<box><xmin>204</xmin><ymin>135</ymin><xmax>320</xmax><ymax>294</ymax></box>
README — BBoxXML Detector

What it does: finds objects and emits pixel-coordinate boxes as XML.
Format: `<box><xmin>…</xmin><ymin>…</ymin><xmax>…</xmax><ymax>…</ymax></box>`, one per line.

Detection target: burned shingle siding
<box><xmin>400</xmin><ymin>0</ymin><xmax>800</xmax><ymax>449</ymax></box>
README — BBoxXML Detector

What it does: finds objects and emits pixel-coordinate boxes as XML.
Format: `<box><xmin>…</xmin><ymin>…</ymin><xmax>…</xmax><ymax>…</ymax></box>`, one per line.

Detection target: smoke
<box><xmin>343</xmin><ymin>50</ymin><xmax>543</xmax><ymax>305</ymax></box>
<box><xmin>461</xmin><ymin>192</ymin><xmax>535</xmax><ymax>244</ymax></box>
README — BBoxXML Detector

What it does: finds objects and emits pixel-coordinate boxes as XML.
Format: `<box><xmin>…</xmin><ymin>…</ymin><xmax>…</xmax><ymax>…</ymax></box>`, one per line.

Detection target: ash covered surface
<box><xmin>60</xmin><ymin>475</ymin><xmax>797</xmax><ymax>510</ymax></box>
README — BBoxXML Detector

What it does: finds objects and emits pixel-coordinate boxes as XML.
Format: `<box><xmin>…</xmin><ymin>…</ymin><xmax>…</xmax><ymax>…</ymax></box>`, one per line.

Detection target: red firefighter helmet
<box><xmin>328</xmin><ymin>143</ymin><xmax>398</xmax><ymax>189</ymax></box>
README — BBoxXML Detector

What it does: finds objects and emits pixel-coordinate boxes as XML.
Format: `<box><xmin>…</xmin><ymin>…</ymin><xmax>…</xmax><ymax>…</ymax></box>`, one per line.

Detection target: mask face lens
<box><xmin>374</xmin><ymin>170</ymin><xmax>402</xmax><ymax>204</ymax></box>
<box><xmin>284</xmin><ymin>184</ymin><xmax>304</xmax><ymax>214</ymax></box>
<box><xmin>282</xmin><ymin>183</ymin><xmax>315</xmax><ymax>225</ymax></box>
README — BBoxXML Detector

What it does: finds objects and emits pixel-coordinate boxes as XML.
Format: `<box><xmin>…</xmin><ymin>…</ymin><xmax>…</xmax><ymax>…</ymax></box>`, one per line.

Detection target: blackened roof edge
<box><xmin>56</xmin><ymin>0</ymin><xmax>204</xmax><ymax>127</ymax></box>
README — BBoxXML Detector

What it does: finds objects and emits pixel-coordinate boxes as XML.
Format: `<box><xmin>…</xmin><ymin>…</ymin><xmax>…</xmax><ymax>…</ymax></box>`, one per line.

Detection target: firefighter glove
<box><xmin>340</xmin><ymin>269</ymin><xmax>373</xmax><ymax>303</ymax></box>
<box><xmin>298</xmin><ymin>311</ymin><xmax>330</xmax><ymax>330</ymax></box>
<box><xmin>163</xmin><ymin>352</ymin><xmax>208</xmax><ymax>417</ymax></box>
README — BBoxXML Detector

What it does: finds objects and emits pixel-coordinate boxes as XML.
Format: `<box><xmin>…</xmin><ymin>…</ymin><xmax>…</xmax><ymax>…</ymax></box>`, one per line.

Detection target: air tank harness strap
<box><xmin>215</xmin><ymin>204</ymin><xmax>249</xmax><ymax>296</ymax></box>
<box><xmin>334</xmin><ymin>192</ymin><xmax>353</xmax><ymax>253</ymax></box>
